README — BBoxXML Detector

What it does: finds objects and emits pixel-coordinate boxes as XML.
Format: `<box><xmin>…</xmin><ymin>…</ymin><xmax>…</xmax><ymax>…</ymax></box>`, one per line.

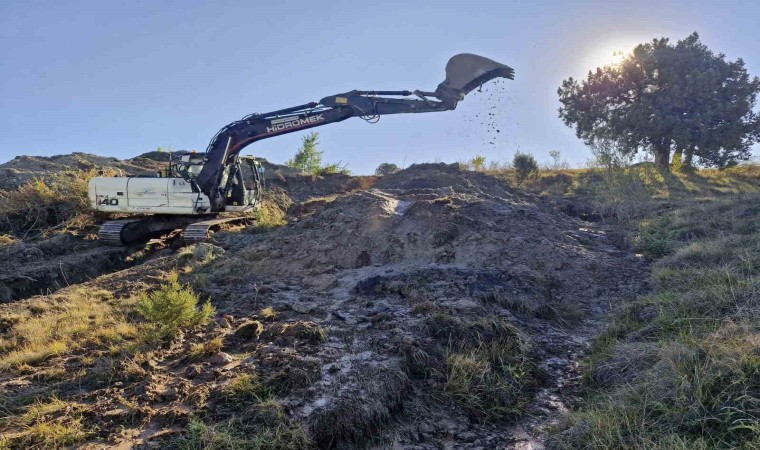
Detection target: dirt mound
<box><xmin>196</xmin><ymin>163</ymin><xmax>649</xmax><ymax>447</ymax></box>
<box><xmin>0</xmin><ymin>152</ymin><xmax>165</xmax><ymax>191</ymax></box>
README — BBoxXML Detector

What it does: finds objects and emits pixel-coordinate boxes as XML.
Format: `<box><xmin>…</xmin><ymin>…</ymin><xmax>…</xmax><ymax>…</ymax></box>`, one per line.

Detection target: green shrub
<box><xmin>470</xmin><ymin>155</ymin><xmax>487</xmax><ymax>171</ymax></box>
<box><xmin>513</xmin><ymin>152</ymin><xmax>539</xmax><ymax>184</ymax></box>
<box><xmin>375</xmin><ymin>162</ymin><xmax>400</xmax><ymax>176</ymax></box>
<box><xmin>136</xmin><ymin>272</ymin><xmax>214</xmax><ymax>342</ymax></box>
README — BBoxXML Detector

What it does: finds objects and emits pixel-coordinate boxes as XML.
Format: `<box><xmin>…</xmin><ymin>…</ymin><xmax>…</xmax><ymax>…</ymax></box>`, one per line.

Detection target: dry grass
<box><xmin>0</xmin><ymin>289</ymin><xmax>137</xmax><ymax>371</ymax></box>
<box><xmin>173</xmin><ymin>416</ymin><xmax>312</xmax><ymax>450</ymax></box>
<box><xmin>221</xmin><ymin>372</ymin><xmax>274</xmax><ymax>404</ymax></box>
<box><xmin>3</xmin><ymin>398</ymin><xmax>94</xmax><ymax>449</ymax></box>
<box><xmin>0</xmin><ymin>169</ymin><xmax>111</xmax><ymax>239</ymax></box>
<box><xmin>188</xmin><ymin>336</ymin><xmax>224</xmax><ymax>361</ymax></box>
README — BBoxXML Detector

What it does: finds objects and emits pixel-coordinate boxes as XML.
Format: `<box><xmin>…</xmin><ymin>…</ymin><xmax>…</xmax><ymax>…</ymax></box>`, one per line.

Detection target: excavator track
<box><xmin>183</xmin><ymin>217</ymin><xmax>249</xmax><ymax>244</ymax></box>
<box><xmin>98</xmin><ymin>215</ymin><xmax>221</xmax><ymax>246</ymax></box>
<box><xmin>98</xmin><ymin>219</ymin><xmax>143</xmax><ymax>245</ymax></box>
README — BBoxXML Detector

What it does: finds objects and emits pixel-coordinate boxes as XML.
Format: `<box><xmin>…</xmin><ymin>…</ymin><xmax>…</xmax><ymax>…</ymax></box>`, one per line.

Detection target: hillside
<box><xmin>0</xmin><ymin>154</ymin><xmax>758</xmax><ymax>449</ymax></box>
<box><xmin>0</xmin><ymin>153</ymin><xmax>169</xmax><ymax>191</ymax></box>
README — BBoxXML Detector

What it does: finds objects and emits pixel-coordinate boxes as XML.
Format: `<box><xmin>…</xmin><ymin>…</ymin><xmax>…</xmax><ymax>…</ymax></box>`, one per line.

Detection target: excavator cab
<box><xmin>224</xmin><ymin>156</ymin><xmax>263</xmax><ymax>211</ymax></box>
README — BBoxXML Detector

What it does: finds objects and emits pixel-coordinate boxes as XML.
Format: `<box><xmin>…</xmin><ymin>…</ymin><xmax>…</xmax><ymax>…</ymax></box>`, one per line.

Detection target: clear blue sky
<box><xmin>1</xmin><ymin>0</ymin><xmax>758</xmax><ymax>173</ymax></box>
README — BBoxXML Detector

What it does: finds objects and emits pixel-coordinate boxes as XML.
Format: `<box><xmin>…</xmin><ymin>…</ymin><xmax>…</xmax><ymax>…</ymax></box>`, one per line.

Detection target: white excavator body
<box><xmin>89</xmin><ymin>176</ymin><xmax>214</xmax><ymax>215</ymax></box>
<box><xmin>89</xmin><ymin>152</ymin><xmax>264</xmax><ymax>244</ymax></box>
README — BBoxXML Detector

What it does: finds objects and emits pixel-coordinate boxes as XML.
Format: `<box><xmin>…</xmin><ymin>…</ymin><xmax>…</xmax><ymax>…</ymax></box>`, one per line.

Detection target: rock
<box><xmin>210</xmin><ymin>352</ymin><xmax>234</xmax><ymax>365</ymax></box>
<box><xmin>192</xmin><ymin>243</ymin><xmax>225</xmax><ymax>260</ymax></box>
<box><xmin>185</xmin><ymin>365</ymin><xmax>202</xmax><ymax>379</ymax></box>
<box><xmin>291</xmin><ymin>302</ymin><xmax>316</xmax><ymax>314</ymax></box>
<box><xmin>457</xmin><ymin>432</ymin><xmax>477</xmax><ymax>442</ymax></box>
<box><xmin>234</xmin><ymin>320</ymin><xmax>264</xmax><ymax>340</ymax></box>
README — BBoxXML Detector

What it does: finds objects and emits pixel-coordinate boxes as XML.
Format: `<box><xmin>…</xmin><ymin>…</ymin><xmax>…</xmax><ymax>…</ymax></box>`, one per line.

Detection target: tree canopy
<box><xmin>558</xmin><ymin>32</ymin><xmax>760</xmax><ymax>169</ymax></box>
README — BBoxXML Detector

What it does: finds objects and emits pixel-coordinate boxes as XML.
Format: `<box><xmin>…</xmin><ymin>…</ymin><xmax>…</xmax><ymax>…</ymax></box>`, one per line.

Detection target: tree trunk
<box><xmin>684</xmin><ymin>146</ymin><xmax>694</xmax><ymax>170</ymax></box>
<box><xmin>654</xmin><ymin>142</ymin><xmax>670</xmax><ymax>171</ymax></box>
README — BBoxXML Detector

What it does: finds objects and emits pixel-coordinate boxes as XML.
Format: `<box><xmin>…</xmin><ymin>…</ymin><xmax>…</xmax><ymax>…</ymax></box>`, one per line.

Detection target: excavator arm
<box><xmin>196</xmin><ymin>54</ymin><xmax>514</xmax><ymax>211</ymax></box>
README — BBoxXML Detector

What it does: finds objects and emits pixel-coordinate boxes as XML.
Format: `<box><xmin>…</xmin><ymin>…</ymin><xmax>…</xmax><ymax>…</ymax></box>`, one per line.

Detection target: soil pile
<box><xmin>0</xmin><ymin>152</ymin><xmax>166</xmax><ymax>191</ymax></box>
<box><xmin>198</xmin><ymin>163</ymin><xmax>649</xmax><ymax>448</ymax></box>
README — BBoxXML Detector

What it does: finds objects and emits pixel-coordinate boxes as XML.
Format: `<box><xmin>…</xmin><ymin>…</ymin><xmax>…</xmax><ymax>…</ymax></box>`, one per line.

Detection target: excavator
<box><xmin>88</xmin><ymin>54</ymin><xmax>514</xmax><ymax>245</ymax></box>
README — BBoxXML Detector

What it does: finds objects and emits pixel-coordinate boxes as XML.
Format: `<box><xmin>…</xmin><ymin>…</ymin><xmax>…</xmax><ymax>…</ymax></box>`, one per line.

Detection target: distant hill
<box><xmin>0</xmin><ymin>152</ymin><xmax>167</xmax><ymax>191</ymax></box>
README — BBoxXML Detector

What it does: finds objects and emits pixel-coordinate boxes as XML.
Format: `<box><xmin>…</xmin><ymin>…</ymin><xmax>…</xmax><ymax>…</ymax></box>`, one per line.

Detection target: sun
<box><xmin>582</xmin><ymin>41</ymin><xmax>634</xmax><ymax>72</ymax></box>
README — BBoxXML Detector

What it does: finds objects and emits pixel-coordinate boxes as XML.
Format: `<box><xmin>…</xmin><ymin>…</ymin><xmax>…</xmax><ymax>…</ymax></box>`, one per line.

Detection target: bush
<box><xmin>470</xmin><ymin>155</ymin><xmax>487</xmax><ymax>171</ymax></box>
<box><xmin>375</xmin><ymin>163</ymin><xmax>400</xmax><ymax>176</ymax></box>
<box><xmin>319</xmin><ymin>162</ymin><xmax>351</xmax><ymax>175</ymax></box>
<box><xmin>512</xmin><ymin>152</ymin><xmax>539</xmax><ymax>184</ymax></box>
<box><xmin>0</xmin><ymin>170</ymin><xmax>98</xmax><ymax>238</ymax></box>
<box><xmin>136</xmin><ymin>272</ymin><xmax>215</xmax><ymax>342</ymax></box>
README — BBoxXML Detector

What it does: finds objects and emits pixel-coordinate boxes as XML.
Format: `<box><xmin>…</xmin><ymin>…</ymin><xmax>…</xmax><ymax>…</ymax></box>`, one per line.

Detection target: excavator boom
<box><xmin>197</xmin><ymin>53</ymin><xmax>514</xmax><ymax>210</ymax></box>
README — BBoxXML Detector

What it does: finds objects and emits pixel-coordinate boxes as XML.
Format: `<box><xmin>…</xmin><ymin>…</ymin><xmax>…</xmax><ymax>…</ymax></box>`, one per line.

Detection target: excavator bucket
<box><xmin>435</xmin><ymin>53</ymin><xmax>514</xmax><ymax>103</ymax></box>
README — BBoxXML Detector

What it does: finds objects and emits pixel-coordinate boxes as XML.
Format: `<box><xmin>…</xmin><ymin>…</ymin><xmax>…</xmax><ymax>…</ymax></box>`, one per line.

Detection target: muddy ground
<box><xmin>0</xmin><ymin>161</ymin><xmax>649</xmax><ymax>449</ymax></box>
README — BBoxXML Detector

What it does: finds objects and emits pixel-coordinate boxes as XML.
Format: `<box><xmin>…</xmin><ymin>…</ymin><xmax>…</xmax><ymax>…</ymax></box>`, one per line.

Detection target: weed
<box><xmin>188</xmin><ymin>337</ymin><xmax>224</xmax><ymax>360</ymax></box>
<box><xmin>222</xmin><ymin>373</ymin><xmax>274</xmax><ymax>404</ymax></box>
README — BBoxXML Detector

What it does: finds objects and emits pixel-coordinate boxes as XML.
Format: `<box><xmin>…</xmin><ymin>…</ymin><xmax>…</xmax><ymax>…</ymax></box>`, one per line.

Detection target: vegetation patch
<box><xmin>0</xmin><ymin>289</ymin><xmax>136</xmax><ymax>371</ymax></box>
<box><xmin>136</xmin><ymin>271</ymin><xmax>215</xmax><ymax>343</ymax></box>
<box><xmin>0</xmin><ymin>170</ymin><xmax>106</xmax><ymax>239</ymax></box>
<box><xmin>554</xmin><ymin>194</ymin><xmax>760</xmax><ymax>449</ymax></box>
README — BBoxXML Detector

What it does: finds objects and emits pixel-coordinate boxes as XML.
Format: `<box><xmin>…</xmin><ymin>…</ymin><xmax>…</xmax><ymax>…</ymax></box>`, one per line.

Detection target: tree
<box><xmin>558</xmin><ymin>32</ymin><xmax>760</xmax><ymax>170</ymax></box>
<box><xmin>375</xmin><ymin>163</ymin><xmax>400</xmax><ymax>176</ymax></box>
<box><xmin>547</xmin><ymin>150</ymin><xmax>570</xmax><ymax>170</ymax></box>
<box><xmin>513</xmin><ymin>152</ymin><xmax>538</xmax><ymax>184</ymax></box>
<box><xmin>286</xmin><ymin>132</ymin><xmax>323</xmax><ymax>174</ymax></box>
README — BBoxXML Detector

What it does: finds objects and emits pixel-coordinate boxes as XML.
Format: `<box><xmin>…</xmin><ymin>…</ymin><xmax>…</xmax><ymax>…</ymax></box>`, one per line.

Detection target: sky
<box><xmin>1</xmin><ymin>0</ymin><xmax>758</xmax><ymax>174</ymax></box>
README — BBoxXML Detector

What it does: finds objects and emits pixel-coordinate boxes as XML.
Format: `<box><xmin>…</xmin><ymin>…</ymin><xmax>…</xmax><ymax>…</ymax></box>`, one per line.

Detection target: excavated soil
<box><xmin>0</xmin><ymin>152</ymin><xmax>166</xmax><ymax>191</ymax></box>
<box><xmin>0</xmin><ymin>162</ymin><xmax>649</xmax><ymax>449</ymax></box>
<box><xmin>0</xmin><ymin>234</ymin><xmax>146</xmax><ymax>302</ymax></box>
<box><xmin>202</xmin><ymin>163</ymin><xmax>649</xmax><ymax>448</ymax></box>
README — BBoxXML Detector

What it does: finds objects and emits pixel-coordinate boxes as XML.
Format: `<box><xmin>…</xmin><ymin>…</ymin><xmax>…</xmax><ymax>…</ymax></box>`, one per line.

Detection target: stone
<box><xmin>210</xmin><ymin>352</ymin><xmax>234</xmax><ymax>365</ymax></box>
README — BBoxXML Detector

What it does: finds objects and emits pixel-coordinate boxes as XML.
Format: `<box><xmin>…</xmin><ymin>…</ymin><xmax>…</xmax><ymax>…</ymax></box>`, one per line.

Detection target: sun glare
<box><xmin>582</xmin><ymin>41</ymin><xmax>634</xmax><ymax>73</ymax></box>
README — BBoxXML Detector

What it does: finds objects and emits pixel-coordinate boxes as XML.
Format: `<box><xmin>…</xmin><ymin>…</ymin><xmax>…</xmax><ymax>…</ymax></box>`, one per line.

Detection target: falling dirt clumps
<box><xmin>198</xmin><ymin>162</ymin><xmax>649</xmax><ymax>448</ymax></box>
